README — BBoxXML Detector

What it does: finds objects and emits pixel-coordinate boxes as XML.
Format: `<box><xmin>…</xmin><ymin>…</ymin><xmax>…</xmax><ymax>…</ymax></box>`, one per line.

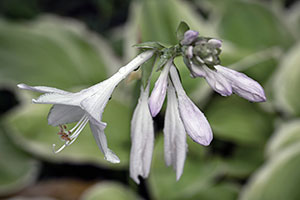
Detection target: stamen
<box><xmin>52</xmin><ymin>143</ymin><xmax>68</xmax><ymax>154</ymax></box>
<box><xmin>53</xmin><ymin>114</ymin><xmax>89</xmax><ymax>154</ymax></box>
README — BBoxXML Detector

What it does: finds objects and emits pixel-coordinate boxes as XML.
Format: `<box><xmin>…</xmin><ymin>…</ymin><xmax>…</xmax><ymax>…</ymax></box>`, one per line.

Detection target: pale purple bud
<box><xmin>164</xmin><ymin>80</ymin><xmax>187</xmax><ymax>180</ymax></box>
<box><xmin>148</xmin><ymin>59</ymin><xmax>172</xmax><ymax>117</ymax></box>
<box><xmin>208</xmin><ymin>39</ymin><xmax>222</xmax><ymax>48</ymax></box>
<box><xmin>170</xmin><ymin>65</ymin><xmax>213</xmax><ymax>146</ymax></box>
<box><xmin>186</xmin><ymin>46</ymin><xmax>193</xmax><ymax>59</ymax></box>
<box><xmin>130</xmin><ymin>85</ymin><xmax>154</xmax><ymax>184</ymax></box>
<box><xmin>181</xmin><ymin>30</ymin><xmax>199</xmax><ymax>45</ymax></box>
<box><xmin>215</xmin><ymin>65</ymin><xmax>266</xmax><ymax>102</ymax></box>
<box><xmin>191</xmin><ymin>64</ymin><xmax>232</xmax><ymax>96</ymax></box>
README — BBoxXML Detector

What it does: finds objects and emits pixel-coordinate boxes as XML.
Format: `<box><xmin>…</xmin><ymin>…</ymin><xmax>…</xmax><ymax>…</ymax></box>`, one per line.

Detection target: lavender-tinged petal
<box><xmin>170</xmin><ymin>66</ymin><xmax>213</xmax><ymax>146</ymax></box>
<box><xmin>215</xmin><ymin>65</ymin><xmax>266</xmax><ymax>102</ymax></box>
<box><xmin>164</xmin><ymin>81</ymin><xmax>187</xmax><ymax>180</ymax></box>
<box><xmin>208</xmin><ymin>39</ymin><xmax>222</xmax><ymax>49</ymax></box>
<box><xmin>181</xmin><ymin>30</ymin><xmax>199</xmax><ymax>45</ymax></box>
<box><xmin>130</xmin><ymin>86</ymin><xmax>154</xmax><ymax>184</ymax></box>
<box><xmin>48</xmin><ymin>105</ymin><xmax>85</xmax><ymax>126</ymax></box>
<box><xmin>17</xmin><ymin>83</ymin><xmax>69</xmax><ymax>94</ymax></box>
<box><xmin>202</xmin><ymin>65</ymin><xmax>232</xmax><ymax>96</ymax></box>
<box><xmin>148</xmin><ymin>59</ymin><xmax>172</xmax><ymax>117</ymax></box>
<box><xmin>190</xmin><ymin>64</ymin><xmax>232</xmax><ymax>96</ymax></box>
<box><xmin>89</xmin><ymin>118</ymin><xmax>120</xmax><ymax>164</ymax></box>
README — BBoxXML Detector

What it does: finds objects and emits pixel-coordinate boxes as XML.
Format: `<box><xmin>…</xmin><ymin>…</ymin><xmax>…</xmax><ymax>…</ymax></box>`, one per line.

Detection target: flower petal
<box><xmin>17</xmin><ymin>83</ymin><xmax>69</xmax><ymax>94</ymax></box>
<box><xmin>164</xmin><ymin>81</ymin><xmax>187</xmax><ymax>180</ymax></box>
<box><xmin>89</xmin><ymin>118</ymin><xmax>120</xmax><ymax>164</ymax></box>
<box><xmin>33</xmin><ymin>92</ymin><xmax>83</xmax><ymax>106</ymax></box>
<box><xmin>47</xmin><ymin>105</ymin><xmax>85</xmax><ymax>126</ymax></box>
<box><xmin>170</xmin><ymin>65</ymin><xmax>213</xmax><ymax>146</ymax></box>
<box><xmin>130</xmin><ymin>86</ymin><xmax>154</xmax><ymax>184</ymax></box>
<box><xmin>148</xmin><ymin>59</ymin><xmax>172</xmax><ymax>117</ymax></box>
<box><xmin>181</xmin><ymin>30</ymin><xmax>199</xmax><ymax>45</ymax></box>
<box><xmin>215</xmin><ymin>65</ymin><xmax>266</xmax><ymax>102</ymax></box>
<box><xmin>81</xmin><ymin>51</ymin><xmax>155</xmax><ymax>123</ymax></box>
<box><xmin>191</xmin><ymin>64</ymin><xmax>232</xmax><ymax>96</ymax></box>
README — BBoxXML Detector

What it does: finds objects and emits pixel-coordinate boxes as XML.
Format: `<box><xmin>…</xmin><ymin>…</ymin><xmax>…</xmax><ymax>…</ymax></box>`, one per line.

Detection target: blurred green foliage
<box><xmin>0</xmin><ymin>0</ymin><xmax>300</xmax><ymax>199</ymax></box>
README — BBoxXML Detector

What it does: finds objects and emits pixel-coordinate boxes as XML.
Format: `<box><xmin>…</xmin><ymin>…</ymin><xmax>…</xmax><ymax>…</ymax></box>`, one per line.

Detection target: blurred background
<box><xmin>0</xmin><ymin>0</ymin><xmax>300</xmax><ymax>199</ymax></box>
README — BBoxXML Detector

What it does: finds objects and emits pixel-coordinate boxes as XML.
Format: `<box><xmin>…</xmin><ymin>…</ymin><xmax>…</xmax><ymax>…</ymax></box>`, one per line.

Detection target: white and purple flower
<box><xmin>18</xmin><ymin>50</ymin><xmax>155</xmax><ymax>163</ymax></box>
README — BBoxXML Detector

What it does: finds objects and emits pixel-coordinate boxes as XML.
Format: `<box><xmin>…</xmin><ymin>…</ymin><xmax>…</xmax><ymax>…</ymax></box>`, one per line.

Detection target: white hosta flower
<box><xmin>164</xmin><ymin>80</ymin><xmax>187</xmax><ymax>180</ymax></box>
<box><xmin>130</xmin><ymin>84</ymin><xmax>154</xmax><ymax>184</ymax></box>
<box><xmin>214</xmin><ymin>65</ymin><xmax>266</xmax><ymax>102</ymax></box>
<box><xmin>148</xmin><ymin>59</ymin><xmax>172</xmax><ymax>117</ymax></box>
<box><xmin>18</xmin><ymin>50</ymin><xmax>154</xmax><ymax>163</ymax></box>
<box><xmin>170</xmin><ymin>65</ymin><xmax>213</xmax><ymax>146</ymax></box>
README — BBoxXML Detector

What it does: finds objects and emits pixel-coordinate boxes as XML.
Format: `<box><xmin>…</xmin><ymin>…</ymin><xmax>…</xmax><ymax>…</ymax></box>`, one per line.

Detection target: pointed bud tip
<box><xmin>17</xmin><ymin>83</ymin><xmax>27</xmax><ymax>89</ymax></box>
<box><xmin>208</xmin><ymin>39</ymin><xmax>222</xmax><ymax>48</ymax></box>
<box><xmin>148</xmin><ymin>99</ymin><xmax>160</xmax><ymax>117</ymax></box>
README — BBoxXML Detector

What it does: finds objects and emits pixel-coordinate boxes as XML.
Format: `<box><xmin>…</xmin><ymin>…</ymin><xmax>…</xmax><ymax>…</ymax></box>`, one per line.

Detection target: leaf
<box><xmin>6</xmin><ymin>96</ymin><xmax>131</xmax><ymax>169</ymax></box>
<box><xmin>81</xmin><ymin>182</ymin><xmax>140</xmax><ymax>200</ymax></box>
<box><xmin>149</xmin><ymin>136</ymin><xmax>224</xmax><ymax>200</ymax></box>
<box><xmin>205</xmin><ymin>96</ymin><xmax>274</xmax><ymax>145</ymax></box>
<box><xmin>0</xmin><ymin>16</ymin><xmax>120</xmax><ymax>89</ymax></box>
<box><xmin>176</xmin><ymin>21</ymin><xmax>190</xmax><ymax>41</ymax></box>
<box><xmin>266</xmin><ymin>119</ymin><xmax>300</xmax><ymax>157</ymax></box>
<box><xmin>272</xmin><ymin>43</ymin><xmax>300</xmax><ymax>116</ymax></box>
<box><xmin>0</xmin><ymin>126</ymin><xmax>39</xmax><ymax>195</ymax></box>
<box><xmin>239</xmin><ymin>143</ymin><xmax>300</xmax><ymax>200</ymax></box>
<box><xmin>218</xmin><ymin>1</ymin><xmax>294</xmax><ymax>51</ymax></box>
<box><xmin>133</xmin><ymin>41</ymin><xmax>165</xmax><ymax>50</ymax></box>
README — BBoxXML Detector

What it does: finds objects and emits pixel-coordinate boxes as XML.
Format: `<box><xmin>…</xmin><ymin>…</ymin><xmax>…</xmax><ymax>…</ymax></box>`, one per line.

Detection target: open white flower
<box><xmin>18</xmin><ymin>50</ymin><xmax>154</xmax><ymax>163</ymax></box>
<box><xmin>130</xmin><ymin>84</ymin><xmax>154</xmax><ymax>184</ymax></box>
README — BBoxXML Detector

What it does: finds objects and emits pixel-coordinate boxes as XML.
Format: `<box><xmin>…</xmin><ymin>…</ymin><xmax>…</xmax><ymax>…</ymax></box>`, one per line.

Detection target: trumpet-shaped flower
<box><xmin>130</xmin><ymin>84</ymin><xmax>154</xmax><ymax>184</ymax></box>
<box><xmin>169</xmin><ymin>65</ymin><xmax>213</xmax><ymax>146</ymax></box>
<box><xmin>18</xmin><ymin>50</ymin><xmax>154</xmax><ymax>163</ymax></box>
<box><xmin>164</xmin><ymin>80</ymin><xmax>187</xmax><ymax>180</ymax></box>
<box><xmin>148</xmin><ymin>59</ymin><xmax>172</xmax><ymax>117</ymax></box>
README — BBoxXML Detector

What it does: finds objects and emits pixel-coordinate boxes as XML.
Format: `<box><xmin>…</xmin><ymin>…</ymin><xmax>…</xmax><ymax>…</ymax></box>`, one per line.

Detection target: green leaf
<box><xmin>176</xmin><ymin>21</ymin><xmax>190</xmax><ymax>41</ymax></box>
<box><xmin>0</xmin><ymin>126</ymin><xmax>39</xmax><ymax>195</ymax></box>
<box><xmin>205</xmin><ymin>96</ymin><xmax>274</xmax><ymax>145</ymax></box>
<box><xmin>221</xmin><ymin>146</ymin><xmax>264</xmax><ymax>178</ymax></box>
<box><xmin>272</xmin><ymin>43</ymin><xmax>300</xmax><ymax>116</ymax></box>
<box><xmin>218</xmin><ymin>1</ymin><xmax>294</xmax><ymax>51</ymax></box>
<box><xmin>81</xmin><ymin>182</ymin><xmax>140</xmax><ymax>200</ymax></box>
<box><xmin>141</xmin><ymin>55</ymin><xmax>157</xmax><ymax>88</ymax></box>
<box><xmin>239</xmin><ymin>143</ymin><xmax>300</xmax><ymax>200</ymax></box>
<box><xmin>6</xmin><ymin>96</ymin><xmax>131</xmax><ymax>168</ymax></box>
<box><xmin>266</xmin><ymin>120</ymin><xmax>300</xmax><ymax>157</ymax></box>
<box><xmin>149</xmin><ymin>136</ymin><xmax>224</xmax><ymax>200</ymax></box>
<box><xmin>133</xmin><ymin>41</ymin><xmax>165</xmax><ymax>50</ymax></box>
<box><xmin>0</xmin><ymin>16</ymin><xmax>120</xmax><ymax>88</ymax></box>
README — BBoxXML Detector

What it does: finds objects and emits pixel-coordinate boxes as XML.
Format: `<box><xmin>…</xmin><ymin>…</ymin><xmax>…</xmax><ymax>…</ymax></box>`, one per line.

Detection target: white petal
<box><xmin>80</xmin><ymin>79</ymin><xmax>117</xmax><ymax>123</ymax></box>
<box><xmin>130</xmin><ymin>86</ymin><xmax>154</xmax><ymax>184</ymax></box>
<box><xmin>89</xmin><ymin>118</ymin><xmax>120</xmax><ymax>163</ymax></box>
<box><xmin>148</xmin><ymin>59</ymin><xmax>172</xmax><ymax>117</ymax></box>
<box><xmin>33</xmin><ymin>92</ymin><xmax>83</xmax><ymax>106</ymax></box>
<box><xmin>170</xmin><ymin>65</ymin><xmax>213</xmax><ymax>146</ymax></box>
<box><xmin>47</xmin><ymin>105</ymin><xmax>85</xmax><ymax>126</ymax></box>
<box><xmin>81</xmin><ymin>51</ymin><xmax>155</xmax><ymax>123</ymax></box>
<box><xmin>17</xmin><ymin>83</ymin><xmax>69</xmax><ymax>94</ymax></box>
<box><xmin>215</xmin><ymin>65</ymin><xmax>266</xmax><ymax>102</ymax></box>
<box><xmin>164</xmin><ymin>81</ymin><xmax>187</xmax><ymax>180</ymax></box>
